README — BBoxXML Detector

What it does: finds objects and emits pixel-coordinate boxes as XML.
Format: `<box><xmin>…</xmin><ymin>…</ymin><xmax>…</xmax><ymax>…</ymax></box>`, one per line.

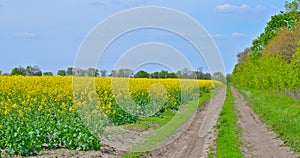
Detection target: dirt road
<box><xmin>31</xmin><ymin>87</ymin><xmax>299</xmax><ymax>158</ymax></box>
<box><xmin>232</xmin><ymin>87</ymin><xmax>298</xmax><ymax>158</ymax></box>
<box><xmin>149</xmin><ymin>87</ymin><xmax>226</xmax><ymax>158</ymax></box>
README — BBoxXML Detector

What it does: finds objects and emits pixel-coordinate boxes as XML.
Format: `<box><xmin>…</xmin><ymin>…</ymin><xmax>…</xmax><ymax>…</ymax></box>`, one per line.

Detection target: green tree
<box><xmin>263</xmin><ymin>24</ymin><xmax>300</xmax><ymax>61</ymax></box>
<box><xmin>11</xmin><ymin>66</ymin><xmax>26</xmax><ymax>76</ymax></box>
<box><xmin>151</xmin><ymin>72</ymin><xmax>159</xmax><ymax>78</ymax></box>
<box><xmin>57</xmin><ymin>70</ymin><xmax>66</xmax><ymax>76</ymax></box>
<box><xmin>100</xmin><ymin>70</ymin><xmax>107</xmax><ymax>77</ymax></box>
<box><xmin>25</xmin><ymin>66</ymin><xmax>33</xmax><ymax>76</ymax></box>
<box><xmin>74</xmin><ymin>68</ymin><xmax>86</xmax><ymax>76</ymax></box>
<box><xmin>158</xmin><ymin>70</ymin><xmax>169</xmax><ymax>78</ymax></box>
<box><xmin>285</xmin><ymin>0</ymin><xmax>300</xmax><ymax>12</ymax></box>
<box><xmin>237</xmin><ymin>48</ymin><xmax>252</xmax><ymax>64</ymax></box>
<box><xmin>86</xmin><ymin>68</ymin><xmax>99</xmax><ymax>77</ymax></box>
<box><xmin>31</xmin><ymin>65</ymin><xmax>42</xmax><ymax>76</ymax></box>
<box><xmin>213</xmin><ymin>72</ymin><xmax>226</xmax><ymax>83</ymax></box>
<box><xmin>180</xmin><ymin>68</ymin><xmax>193</xmax><ymax>78</ymax></box>
<box><xmin>251</xmin><ymin>11</ymin><xmax>298</xmax><ymax>55</ymax></box>
<box><xmin>66</xmin><ymin>67</ymin><xmax>74</xmax><ymax>76</ymax></box>
<box><xmin>134</xmin><ymin>70</ymin><xmax>150</xmax><ymax>78</ymax></box>
<box><xmin>167</xmin><ymin>72</ymin><xmax>177</xmax><ymax>78</ymax></box>
<box><xmin>202</xmin><ymin>73</ymin><xmax>212</xmax><ymax>80</ymax></box>
<box><xmin>43</xmin><ymin>72</ymin><xmax>53</xmax><ymax>76</ymax></box>
<box><xmin>117</xmin><ymin>68</ymin><xmax>133</xmax><ymax>77</ymax></box>
<box><xmin>226</xmin><ymin>74</ymin><xmax>232</xmax><ymax>84</ymax></box>
<box><xmin>110</xmin><ymin>70</ymin><xmax>118</xmax><ymax>77</ymax></box>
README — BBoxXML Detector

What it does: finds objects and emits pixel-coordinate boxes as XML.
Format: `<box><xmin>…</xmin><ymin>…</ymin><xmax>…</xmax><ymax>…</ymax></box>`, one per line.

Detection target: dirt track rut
<box><xmin>149</xmin><ymin>87</ymin><xmax>226</xmax><ymax>158</ymax></box>
<box><xmin>232</xmin><ymin>87</ymin><xmax>298</xmax><ymax>158</ymax></box>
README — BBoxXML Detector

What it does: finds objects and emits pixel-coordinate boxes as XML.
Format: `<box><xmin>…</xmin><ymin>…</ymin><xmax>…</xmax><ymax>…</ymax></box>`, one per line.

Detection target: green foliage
<box><xmin>226</xmin><ymin>74</ymin><xmax>232</xmax><ymax>84</ymax></box>
<box><xmin>285</xmin><ymin>0</ymin><xmax>300</xmax><ymax>12</ymax></box>
<box><xmin>43</xmin><ymin>72</ymin><xmax>53</xmax><ymax>76</ymax></box>
<box><xmin>233</xmin><ymin>4</ymin><xmax>300</xmax><ymax>91</ymax></box>
<box><xmin>100</xmin><ymin>69</ymin><xmax>107</xmax><ymax>77</ymax></box>
<box><xmin>232</xmin><ymin>55</ymin><xmax>300</xmax><ymax>90</ymax></box>
<box><xmin>238</xmin><ymin>87</ymin><xmax>300</xmax><ymax>152</ymax></box>
<box><xmin>57</xmin><ymin>70</ymin><xmax>66</xmax><ymax>76</ymax></box>
<box><xmin>134</xmin><ymin>70</ymin><xmax>150</xmax><ymax>78</ymax></box>
<box><xmin>212</xmin><ymin>72</ymin><xmax>226</xmax><ymax>83</ymax></box>
<box><xmin>66</xmin><ymin>67</ymin><xmax>74</xmax><ymax>76</ymax></box>
<box><xmin>215</xmin><ymin>86</ymin><xmax>243</xmax><ymax>158</ymax></box>
<box><xmin>292</xmin><ymin>40</ymin><xmax>300</xmax><ymax>71</ymax></box>
<box><xmin>0</xmin><ymin>96</ymin><xmax>100</xmax><ymax>156</ymax></box>
<box><xmin>11</xmin><ymin>66</ymin><xmax>26</xmax><ymax>76</ymax></box>
<box><xmin>251</xmin><ymin>11</ymin><xmax>299</xmax><ymax>55</ymax></box>
<box><xmin>237</xmin><ymin>48</ymin><xmax>252</xmax><ymax>64</ymax></box>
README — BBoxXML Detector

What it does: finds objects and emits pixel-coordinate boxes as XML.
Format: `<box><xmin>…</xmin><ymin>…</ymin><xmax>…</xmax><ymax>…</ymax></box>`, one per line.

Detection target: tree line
<box><xmin>0</xmin><ymin>65</ymin><xmax>228</xmax><ymax>82</ymax></box>
<box><xmin>232</xmin><ymin>0</ymin><xmax>300</xmax><ymax>90</ymax></box>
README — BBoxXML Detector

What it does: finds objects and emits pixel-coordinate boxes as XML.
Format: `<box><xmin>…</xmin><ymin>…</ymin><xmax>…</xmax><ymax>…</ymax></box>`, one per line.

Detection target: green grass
<box><xmin>208</xmin><ymin>146</ymin><xmax>215</xmax><ymax>158</ymax></box>
<box><xmin>122</xmin><ymin>87</ymin><xmax>221</xmax><ymax>157</ymax></box>
<box><xmin>238</xmin><ymin>87</ymin><xmax>300</xmax><ymax>153</ymax></box>
<box><xmin>123</xmin><ymin>110</ymin><xmax>176</xmax><ymax>131</ymax></box>
<box><xmin>122</xmin><ymin>152</ymin><xmax>141</xmax><ymax>158</ymax></box>
<box><xmin>215</xmin><ymin>86</ymin><xmax>243</xmax><ymax>158</ymax></box>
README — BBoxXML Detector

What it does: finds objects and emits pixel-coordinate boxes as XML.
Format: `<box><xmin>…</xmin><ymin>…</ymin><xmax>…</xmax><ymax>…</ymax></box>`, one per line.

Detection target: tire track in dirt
<box><xmin>232</xmin><ymin>87</ymin><xmax>298</xmax><ymax>158</ymax></box>
<box><xmin>148</xmin><ymin>87</ymin><xmax>226</xmax><ymax>158</ymax></box>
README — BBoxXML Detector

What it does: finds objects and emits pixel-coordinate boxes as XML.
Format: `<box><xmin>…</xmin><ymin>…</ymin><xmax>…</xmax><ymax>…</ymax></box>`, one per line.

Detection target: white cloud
<box><xmin>212</xmin><ymin>34</ymin><xmax>226</xmax><ymax>39</ymax></box>
<box><xmin>232</xmin><ymin>32</ymin><xmax>248</xmax><ymax>37</ymax></box>
<box><xmin>14</xmin><ymin>32</ymin><xmax>37</xmax><ymax>38</ymax></box>
<box><xmin>216</xmin><ymin>4</ymin><xmax>249</xmax><ymax>12</ymax></box>
<box><xmin>215</xmin><ymin>4</ymin><xmax>266</xmax><ymax>13</ymax></box>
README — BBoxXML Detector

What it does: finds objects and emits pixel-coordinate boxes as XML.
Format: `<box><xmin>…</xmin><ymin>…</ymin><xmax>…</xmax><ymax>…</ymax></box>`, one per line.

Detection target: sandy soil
<box><xmin>231</xmin><ymin>87</ymin><xmax>299</xmax><ymax>158</ymax></box>
<box><xmin>147</xmin><ymin>87</ymin><xmax>226</xmax><ymax>158</ymax></box>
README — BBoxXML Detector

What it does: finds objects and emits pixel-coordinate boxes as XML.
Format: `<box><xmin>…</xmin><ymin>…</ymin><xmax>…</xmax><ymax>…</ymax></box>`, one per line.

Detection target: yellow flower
<box><xmin>18</xmin><ymin>110</ymin><xmax>23</xmax><ymax>118</ymax></box>
<box><xmin>38</xmin><ymin>105</ymin><xmax>43</xmax><ymax>111</ymax></box>
<box><xmin>69</xmin><ymin>106</ymin><xmax>75</xmax><ymax>112</ymax></box>
<box><xmin>4</xmin><ymin>109</ymin><xmax>9</xmax><ymax>115</ymax></box>
<box><xmin>12</xmin><ymin>103</ymin><xmax>18</xmax><ymax>109</ymax></box>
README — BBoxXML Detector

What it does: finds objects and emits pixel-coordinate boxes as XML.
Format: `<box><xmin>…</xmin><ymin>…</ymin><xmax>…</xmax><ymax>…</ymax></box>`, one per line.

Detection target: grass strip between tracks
<box><xmin>214</xmin><ymin>86</ymin><xmax>243</xmax><ymax>158</ymax></box>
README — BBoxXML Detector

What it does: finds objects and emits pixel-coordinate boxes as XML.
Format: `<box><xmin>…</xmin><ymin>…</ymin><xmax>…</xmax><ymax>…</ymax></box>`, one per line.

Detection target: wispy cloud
<box><xmin>212</xmin><ymin>34</ymin><xmax>226</xmax><ymax>39</ymax></box>
<box><xmin>14</xmin><ymin>32</ymin><xmax>38</xmax><ymax>38</ymax></box>
<box><xmin>216</xmin><ymin>4</ymin><xmax>264</xmax><ymax>13</ymax></box>
<box><xmin>212</xmin><ymin>32</ymin><xmax>249</xmax><ymax>39</ymax></box>
<box><xmin>216</xmin><ymin>4</ymin><xmax>249</xmax><ymax>12</ymax></box>
<box><xmin>232</xmin><ymin>32</ymin><xmax>248</xmax><ymax>38</ymax></box>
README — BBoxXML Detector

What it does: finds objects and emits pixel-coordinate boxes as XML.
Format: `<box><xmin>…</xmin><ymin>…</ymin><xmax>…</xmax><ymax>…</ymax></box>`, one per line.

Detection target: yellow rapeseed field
<box><xmin>0</xmin><ymin>76</ymin><xmax>222</xmax><ymax>156</ymax></box>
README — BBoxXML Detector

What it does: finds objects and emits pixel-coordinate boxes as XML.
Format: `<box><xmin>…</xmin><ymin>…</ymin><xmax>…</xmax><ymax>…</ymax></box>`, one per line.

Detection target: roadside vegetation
<box><xmin>231</xmin><ymin>0</ymin><xmax>300</xmax><ymax>154</ymax></box>
<box><xmin>238</xmin><ymin>88</ymin><xmax>300</xmax><ymax>152</ymax></box>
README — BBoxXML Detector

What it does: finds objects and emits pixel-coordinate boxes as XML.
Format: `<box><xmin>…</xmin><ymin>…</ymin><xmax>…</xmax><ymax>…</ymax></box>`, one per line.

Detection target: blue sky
<box><xmin>0</xmin><ymin>0</ymin><xmax>286</xmax><ymax>74</ymax></box>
